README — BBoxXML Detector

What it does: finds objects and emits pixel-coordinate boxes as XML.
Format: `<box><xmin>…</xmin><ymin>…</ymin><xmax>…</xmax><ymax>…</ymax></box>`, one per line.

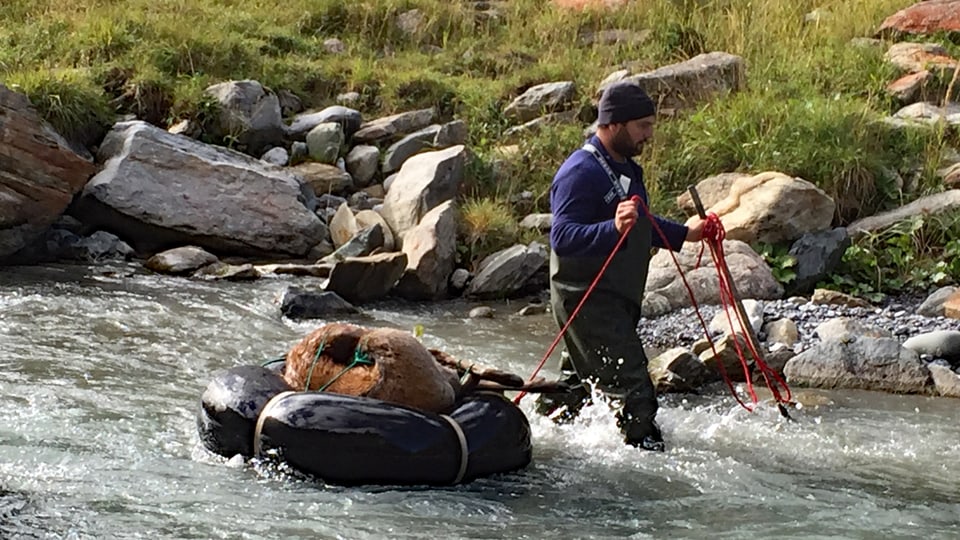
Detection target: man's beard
<box><xmin>612</xmin><ymin>130</ymin><xmax>644</xmax><ymax>158</ymax></box>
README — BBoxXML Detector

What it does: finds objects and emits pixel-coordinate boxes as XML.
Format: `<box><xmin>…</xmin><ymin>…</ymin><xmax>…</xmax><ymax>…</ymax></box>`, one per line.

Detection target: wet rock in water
<box><xmin>194</xmin><ymin>262</ymin><xmax>259</xmax><ymax>281</ymax></box>
<box><xmin>649</xmin><ymin>347</ymin><xmax>709</xmax><ymax>392</ymax></box>
<box><xmin>517</xmin><ymin>302</ymin><xmax>547</xmax><ymax>316</ymax></box>
<box><xmin>928</xmin><ymin>363</ymin><xmax>960</xmax><ymax>398</ymax></box>
<box><xmin>449</xmin><ymin>268</ymin><xmax>471</xmax><ymax>291</ymax></box>
<box><xmin>146</xmin><ymin>246</ymin><xmax>218</xmax><ymax>275</ymax></box>
<box><xmin>280</xmin><ymin>287</ymin><xmax>359</xmax><ymax>319</ymax></box>
<box><xmin>469</xmin><ymin>306</ymin><xmax>495</xmax><ymax>318</ymax></box>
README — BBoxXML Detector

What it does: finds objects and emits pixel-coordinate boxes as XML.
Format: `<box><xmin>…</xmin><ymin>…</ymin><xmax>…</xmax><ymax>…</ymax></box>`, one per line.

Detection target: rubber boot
<box><xmin>617</xmin><ymin>391</ymin><xmax>664</xmax><ymax>452</ymax></box>
<box><xmin>534</xmin><ymin>372</ymin><xmax>590</xmax><ymax>424</ymax></box>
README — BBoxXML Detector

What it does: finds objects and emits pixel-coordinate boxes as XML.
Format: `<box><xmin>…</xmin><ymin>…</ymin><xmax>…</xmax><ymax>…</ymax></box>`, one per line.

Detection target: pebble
<box><xmin>638</xmin><ymin>296</ymin><xmax>959</xmax><ymax>353</ymax></box>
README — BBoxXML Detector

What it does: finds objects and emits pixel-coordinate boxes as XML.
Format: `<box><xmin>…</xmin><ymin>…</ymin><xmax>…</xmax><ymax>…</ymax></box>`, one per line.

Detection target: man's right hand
<box><xmin>614</xmin><ymin>199</ymin><xmax>639</xmax><ymax>234</ymax></box>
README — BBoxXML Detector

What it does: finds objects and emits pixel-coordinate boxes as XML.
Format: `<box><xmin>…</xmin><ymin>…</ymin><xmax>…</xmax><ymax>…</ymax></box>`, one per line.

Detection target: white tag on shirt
<box><xmin>619</xmin><ymin>174</ymin><xmax>631</xmax><ymax>194</ymax></box>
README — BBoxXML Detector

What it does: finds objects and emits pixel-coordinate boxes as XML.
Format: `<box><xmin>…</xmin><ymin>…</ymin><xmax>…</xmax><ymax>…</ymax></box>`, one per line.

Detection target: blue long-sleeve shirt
<box><xmin>550</xmin><ymin>136</ymin><xmax>687</xmax><ymax>257</ymax></box>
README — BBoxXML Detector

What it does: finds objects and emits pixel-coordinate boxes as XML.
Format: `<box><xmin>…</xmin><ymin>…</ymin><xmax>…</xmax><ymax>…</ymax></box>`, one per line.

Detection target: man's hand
<box><xmin>685</xmin><ymin>217</ymin><xmax>705</xmax><ymax>242</ymax></box>
<box><xmin>614</xmin><ymin>199</ymin><xmax>638</xmax><ymax>234</ymax></box>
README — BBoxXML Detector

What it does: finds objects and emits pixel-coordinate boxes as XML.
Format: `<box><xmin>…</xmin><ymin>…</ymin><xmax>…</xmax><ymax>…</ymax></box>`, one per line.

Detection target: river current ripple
<box><xmin>1</xmin><ymin>263</ymin><xmax>958</xmax><ymax>539</ymax></box>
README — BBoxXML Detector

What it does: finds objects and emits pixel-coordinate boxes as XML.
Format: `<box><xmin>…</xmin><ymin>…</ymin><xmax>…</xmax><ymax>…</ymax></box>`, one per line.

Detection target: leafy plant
<box><xmin>824</xmin><ymin>212</ymin><xmax>960</xmax><ymax>297</ymax></box>
<box><xmin>753</xmin><ymin>242</ymin><xmax>797</xmax><ymax>286</ymax></box>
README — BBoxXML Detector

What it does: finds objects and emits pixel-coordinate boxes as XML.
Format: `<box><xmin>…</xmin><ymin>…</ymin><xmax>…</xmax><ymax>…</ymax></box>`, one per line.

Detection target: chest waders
<box><xmin>539</xmin><ymin>143</ymin><xmax>663</xmax><ymax>448</ymax></box>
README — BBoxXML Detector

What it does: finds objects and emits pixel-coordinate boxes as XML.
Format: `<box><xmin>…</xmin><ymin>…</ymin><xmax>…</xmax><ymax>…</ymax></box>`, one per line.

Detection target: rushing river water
<box><xmin>1</xmin><ymin>262</ymin><xmax>958</xmax><ymax>539</ymax></box>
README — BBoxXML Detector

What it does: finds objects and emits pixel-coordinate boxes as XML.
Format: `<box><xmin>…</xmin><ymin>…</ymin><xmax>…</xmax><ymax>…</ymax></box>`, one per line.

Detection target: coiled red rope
<box><xmin>516</xmin><ymin>197</ymin><xmax>792</xmax><ymax>413</ymax></box>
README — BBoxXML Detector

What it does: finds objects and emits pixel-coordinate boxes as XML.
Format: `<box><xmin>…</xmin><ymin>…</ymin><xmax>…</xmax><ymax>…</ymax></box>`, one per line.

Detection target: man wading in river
<box><xmin>536</xmin><ymin>82</ymin><xmax>705</xmax><ymax>451</ymax></box>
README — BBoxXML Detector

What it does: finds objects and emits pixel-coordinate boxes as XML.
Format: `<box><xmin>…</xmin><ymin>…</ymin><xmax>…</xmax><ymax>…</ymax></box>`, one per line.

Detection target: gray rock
<box><xmin>928</xmin><ymin>364</ymin><xmax>960</xmax><ymax>398</ymax></box>
<box><xmin>320</xmin><ymin>224</ymin><xmax>385</xmax><ymax>263</ymax></box>
<box><xmin>305</xmin><ymin>122</ymin><xmax>344</xmax><ymax>164</ymax></box>
<box><xmin>784</xmin><ymin>337</ymin><xmax>932</xmax><ymax>394</ymax></box>
<box><xmin>504</xmin><ymin>81</ymin><xmax>576</xmax><ymax>123</ymax></box>
<box><xmin>708</xmin><ymin>299</ymin><xmax>763</xmax><ymax>336</ymax></box>
<box><xmin>450</xmin><ymin>268</ymin><xmax>471</xmax><ymax>290</ymax></box>
<box><xmin>917</xmin><ymin>286</ymin><xmax>958</xmax><ymax>317</ymax></box>
<box><xmin>764</xmin><ymin>318</ymin><xmax>799</xmax><ymax>347</ymax></box>
<box><xmin>603</xmin><ymin>52</ymin><xmax>744</xmax><ymax>112</ymax></box>
<box><xmin>815</xmin><ymin>317</ymin><xmax>892</xmax><ymax>341</ymax></box>
<box><xmin>469</xmin><ymin>306</ymin><xmax>494</xmax><ymax>319</ymax></box>
<box><xmin>353</xmin><ymin>108</ymin><xmax>436</xmax><ymax>144</ymax></box>
<box><xmin>325</xmin><ymin>252</ymin><xmax>408</xmax><ymax>303</ymax></box>
<box><xmin>381</xmin><ymin>145</ymin><xmax>467</xmax><ymax>244</ymax></box>
<box><xmin>145</xmin><ymin>246</ymin><xmax>218</xmax><ymax>275</ymax></box>
<box><xmin>786</xmin><ymin>228</ymin><xmax>851</xmax><ymax>295</ymax></box>
<box><xmin>394</xmin><ymin>201</ymin><xmax>457</xmax><ymax>300</ymax></box>
<box><xmin>260</xmin><ymin>147</ymin><xmax>289</xmax><ymax>166</ymax></box>
<box><xmin>323</xmin><ymin>38</ymin><xmax>346</xmax><ymax>54</ymax></box>
<box><xmin>290</xmin><ymin>141</ymin><xmax>309</xmax><ymax>165</ymax></box>
<box><xmin>903</xmin><ymin>330</ymin><xmax>960</xmax><ymax>363</ymax></box>
<box><xmin>465</xmin><ymin>242</ymin><xmax>548</xmax><ymax>298</ymax></box>
<box><xmin>519</xmin><ymin>213</ymin><xmax>553</xmax><ymax>231</ymax></box>
<box><xmin>345</xmin><ymin>145</ymin><xmax>380</xmax><ymax>187</ymax></box>
<box><xmin>649</xmin><ymin>347</ymin><xmax>709</xmax><ymax>392</ymax></box>
<box><xmin>291</xmin><ymin>162</ymin><xmax>353</xmax><ymax>196</ymax></box>
<box><xmin>381</xmin><ymin>125</ymin><xmax>441</xmax><ymax>174</ymax></box>
<box><xmin>204</xmin><ymin>80</ymin><xmax>283</xmax><ymax>155</ymax></box>
<box><xmin>517</xmin><ymin>302</ymin><xmax>547</xmax><ymax>316</ymax></box>
<box><xmin>287</xmin><ymin>106</ymin><xmax>362</xmax><ymax>140</ymax></box>
<box><xmin>76</xmin><ymin>121</ymin><xmax>325</xmax><ymax>258</ymax></box>
<box><xmin>67</xmin><ymin>231</ymin><xmax>135</xmax><ymax>262</ymax></box>
<box><xmin>194</xmin><ymin>262</ymin><xmax>259</xmax><ymax>281</ymax></box>
<box><xmin>434</xmin><ymin>120</ymin><xmax>469</xmax><ymax>147</ymax></box>
<box><xmin>280</xmin><ymin>287</ymin><xmax>359</xmax><ymax>320</ymax></box>
<box><xmin>849</xmin><ymin>190</ymin><xmax>960</xmax><ymax>237</ymax></box>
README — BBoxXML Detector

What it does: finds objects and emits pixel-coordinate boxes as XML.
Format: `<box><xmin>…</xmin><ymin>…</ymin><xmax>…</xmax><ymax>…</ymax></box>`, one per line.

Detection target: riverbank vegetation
<box><xmin>2</xmin><ymin>0</ymin><xmax>958</xmax><ymax>296</ymax></box>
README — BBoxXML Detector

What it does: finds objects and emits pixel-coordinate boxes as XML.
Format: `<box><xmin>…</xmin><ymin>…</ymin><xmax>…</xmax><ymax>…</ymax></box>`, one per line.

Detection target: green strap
<box><xmin>303</xmin><ymin>335</ymin><xmax>329</xmax><ymax>391</ymax></box>
<box><xmin>261</xmin><ymin>356</ymin><xmax>286</xmax><ymax>368</ymax></box>
<box><xmin>316</xmin><ymin>338</ymin><xmax>375</xmax><ymax>392</ymax></box>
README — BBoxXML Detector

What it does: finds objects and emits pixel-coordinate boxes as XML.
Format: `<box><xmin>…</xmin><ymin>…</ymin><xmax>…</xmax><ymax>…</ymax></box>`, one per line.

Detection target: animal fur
<box><xmin>283</xmin><ymin>323</ymin><xmax>460</xmax><ymax>413</ymax></box>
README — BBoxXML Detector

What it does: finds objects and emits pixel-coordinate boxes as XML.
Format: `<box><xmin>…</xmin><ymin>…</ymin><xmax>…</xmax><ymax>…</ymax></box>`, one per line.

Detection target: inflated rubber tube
<box><xmin>197</xmin><ymin>365</ymin><xmax>293</xmax><ymax>458</ymax></box>
<box><xmin>256</xmin><ymin>391</ymin><xmax>532</xmax><ymax>486</ymax></box>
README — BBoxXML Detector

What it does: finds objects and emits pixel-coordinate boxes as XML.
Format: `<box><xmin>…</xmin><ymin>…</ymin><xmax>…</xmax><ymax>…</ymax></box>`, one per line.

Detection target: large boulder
<box><xmin>503</xmin><ymin>81</ymin><xmax>576</xmax><ymax>123</ymax></box>
<box><xmin>878</xmin><ymin>1</ymin><xmax>960</xmax><ymax>39</ymax></box>
<box><xmin>381</xmin><ymin>145</ymin><xmax>467</xmax><ymax>245</ymax></box>
<box><xmin>601</xmin><ymin>52</ymin><xmax>744</xmax><ymax>112</ymax></box>
<box><xmin>697</xmin><ymin>172</ymin><xmax>835</xmax><ymax>244</ymax></box>
<box><xmin>784</xmin><ymin>337</ymin><xmax>932</xmax><ymax>394</ymax></box>
<box><xmin>73</xmin><ymin>121</ymin><xmax>326</xmax><ymax>258</ymax></box>
<box><xmin>644</xmin><ymin>239</ymin><xmax>783</xmax><ymax>316</ymax></box>
<box><xmin>676</xmin><ymin>173</ymin><xmax>749</xmax><ymax>216</ymax></box>
<box><xmin>394</xmin><ymin>200</ymin><xmax>458</xmax><ymax>300</ymax></box>
<box><xmin>847</xmin><ymin>190</ymin><xmax>960</xmax><ymax>238</ymax></box>
<box><xmin>325</xmin><ymin>252</ymin><xmax>408</xmax><ymax>303</ymax></box>
<box><xmin>0</xmin><ymin>85</ymin><xmax>96</xmax><ymax>259</ymax></box>
<box><xmin>465</xmin><ymin>242</ymin><xmax>548</xmax><ymax>298</ymax></box>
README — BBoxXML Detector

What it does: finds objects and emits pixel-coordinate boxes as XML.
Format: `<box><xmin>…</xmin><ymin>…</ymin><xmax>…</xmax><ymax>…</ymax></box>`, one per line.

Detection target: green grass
<box><xmin>1</xmin><ymin>0</ymin><xmax>955</xmax><ymax>273</ymax></box>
